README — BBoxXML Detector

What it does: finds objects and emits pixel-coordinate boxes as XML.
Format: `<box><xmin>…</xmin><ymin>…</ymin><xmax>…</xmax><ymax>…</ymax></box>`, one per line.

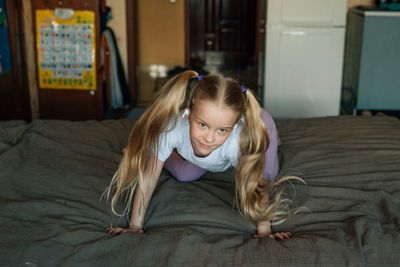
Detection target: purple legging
<box><xmin>164</xmin><ymin>109</ymin><xmax>279</xmax><ymax>182</ymax></box>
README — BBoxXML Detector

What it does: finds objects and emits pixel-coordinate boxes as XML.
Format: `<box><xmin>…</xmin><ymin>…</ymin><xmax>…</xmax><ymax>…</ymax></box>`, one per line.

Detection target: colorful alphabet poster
<box><xmin>36</xmin><ymin>9</ymin><xmax>96</xmax><ymax>90</ymax></box>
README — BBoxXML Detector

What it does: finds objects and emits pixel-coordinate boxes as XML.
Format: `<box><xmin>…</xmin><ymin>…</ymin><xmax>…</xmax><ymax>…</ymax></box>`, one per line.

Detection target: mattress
<box><xmin>0</xmin><ymin>115</ymin><xmax>399</xmax><ymax>266</ymax></box>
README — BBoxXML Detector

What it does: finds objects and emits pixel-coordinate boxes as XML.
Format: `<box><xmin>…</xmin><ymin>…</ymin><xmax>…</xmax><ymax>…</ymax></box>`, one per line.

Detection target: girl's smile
<box><xmin>188</xmin><ymin>100</ymin><xmax>238</xmax><ymax>157</ymax></box>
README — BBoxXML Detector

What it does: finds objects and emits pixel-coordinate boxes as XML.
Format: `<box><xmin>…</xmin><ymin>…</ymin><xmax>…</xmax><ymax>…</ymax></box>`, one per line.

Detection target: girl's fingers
<box><xmin>274</xmin><ymin>232</ymin><xmax>292</xmax><ymax>240</ymax></box>
<box><xmin>108</xmin><ymin>228</ymin><xmax>117</xmax><ymax>235</ymax></box>
<box><xmin>284</xmin><ymin>232</ymin><xmax>292</xmax><ymax>238</ymax></box>
<box><xmin>107</xmin><ymin>227</ymin><xmax>123</xmax><ymax>235</ymax></box>
<box><xmin>253</xmin><ymin>231</ymin><xmax>292</xmax><ymax>240</ymax></box>
<box><xmin>274</xmin><ymin>233</ymin><xmax>284</xmax><ymax>240</ymax></box>
<box><xmin>106</xmin><ymin>227</ymin><xmax>144</xmax><ymax>235</ymax></box>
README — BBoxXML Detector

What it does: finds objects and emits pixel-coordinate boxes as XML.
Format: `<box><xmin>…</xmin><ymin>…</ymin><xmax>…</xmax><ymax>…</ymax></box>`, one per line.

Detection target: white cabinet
<box><xmin>267</xmin><ymin>0</ymin><xmax>347</xmax><ymax>26</ymax></box>
<box><xmin>263</xmin><ymin>0</ymin><xmax>347</xmax><ymax>119</ymax></box>
<box><xmin>264</xmin><ymin>26</ymin><xmax>345</xmax><ymax>118</ymax></box>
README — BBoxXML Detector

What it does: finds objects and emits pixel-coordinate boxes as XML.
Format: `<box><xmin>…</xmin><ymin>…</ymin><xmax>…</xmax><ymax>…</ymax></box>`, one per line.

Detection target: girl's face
<box><xmin>188</xmin><ymin>99</ymin><xmax>239</xmax><ymax>157</ymax></box>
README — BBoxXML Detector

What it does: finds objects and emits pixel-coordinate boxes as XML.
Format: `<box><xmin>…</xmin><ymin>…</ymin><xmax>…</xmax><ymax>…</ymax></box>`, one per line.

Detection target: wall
<box><xmin>106</xmin><ymin>0</ymin><xmax>185</xmax><ymax>106</ymax></box>
<box><xmin>135</xmin><ymin>0</ymin><xmax>185</xmax><ymax>105</ymax></box>
<box><xmin>137</xmin><ymin>0</ymin><xmax>185</xmax><ymax>65</ymax></box>
<box><xmin>106</xmin><ymin>0</ymin><xmax>128</xmax><ymax>80</ymax></box>
<box><xmin>106</xmin><ymin>0</ymin><xmax>185</xmax><ymax>74</ymax></box>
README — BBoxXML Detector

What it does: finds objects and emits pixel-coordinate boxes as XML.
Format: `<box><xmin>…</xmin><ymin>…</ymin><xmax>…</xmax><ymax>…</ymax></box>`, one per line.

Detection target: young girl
<box><xmin>105</xmin><ymin>70</ymin><xmax>297</xmax><ymax>240</ymax></box>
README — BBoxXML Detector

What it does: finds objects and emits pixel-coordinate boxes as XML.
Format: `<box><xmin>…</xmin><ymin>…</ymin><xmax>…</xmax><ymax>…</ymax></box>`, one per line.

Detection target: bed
<box><xmin>1</xmin><ymin>115</ymin><xmax>399</xmax><ymax>266</ymax></box>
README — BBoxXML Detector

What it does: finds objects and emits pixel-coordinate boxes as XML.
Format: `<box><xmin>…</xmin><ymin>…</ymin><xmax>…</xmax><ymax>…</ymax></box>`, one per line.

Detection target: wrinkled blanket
<box><xmin>0</xmin><ymin>115</ymin><xmax>399</xmax><ymax>266</ymax></box>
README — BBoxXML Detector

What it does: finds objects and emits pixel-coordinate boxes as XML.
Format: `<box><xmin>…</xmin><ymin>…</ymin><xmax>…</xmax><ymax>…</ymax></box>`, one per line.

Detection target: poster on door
<box><xmin>36</xmin><ymin>9</ymin><xmax>96</xmax><ymax>90</ymax></box>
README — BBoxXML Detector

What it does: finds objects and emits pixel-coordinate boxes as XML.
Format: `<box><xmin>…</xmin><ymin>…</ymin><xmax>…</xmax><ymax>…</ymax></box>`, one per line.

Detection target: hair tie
<box><xmin>196</xmin><ymin>74</ymin><xmax>203</xmax><ymax>81</ymax></box>
<box><xmin>241</xmin><ymin>85</ymin><xmax>247</xmax><ymax>94</ymax></box>
<box><xmin>182</xmin><ymin>108</ymin><xmax>190</xmax><ymax>118</ymax></box>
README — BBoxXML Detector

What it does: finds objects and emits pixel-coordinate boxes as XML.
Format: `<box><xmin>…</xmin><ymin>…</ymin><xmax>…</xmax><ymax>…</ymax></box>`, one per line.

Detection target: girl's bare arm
<box><xmin>107</xmin><ymin>155</ymin><xmax>164</xmax><ymax>235</ymax></box>
<box><xmin>129</xmin><ymin>156</ymin><xmax>164</xmax><ymax>229</ymax></box>
<box><xmin>253</xmin><ymin>193</ymin><xmax>292</xmax><ymax>240</ymax></box>
<box><xmin>254</xmin><ymin>220</ymin><xmax>292</xmax><ymax>240</ymax></box>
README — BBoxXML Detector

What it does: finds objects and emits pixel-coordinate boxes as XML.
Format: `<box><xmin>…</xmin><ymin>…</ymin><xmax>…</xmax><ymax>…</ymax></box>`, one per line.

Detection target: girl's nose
<box><xmin>205</xmin><ymin>130</ymin><xmax>214</xmax><ymax>143</ymax></box>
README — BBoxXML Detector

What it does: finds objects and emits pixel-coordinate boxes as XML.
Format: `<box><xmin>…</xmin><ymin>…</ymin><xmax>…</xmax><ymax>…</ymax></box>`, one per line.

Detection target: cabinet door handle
<box><xmin>282</xmin><ymin>30</ymin><xmax>306</xmax><ymax>36</ymax></box>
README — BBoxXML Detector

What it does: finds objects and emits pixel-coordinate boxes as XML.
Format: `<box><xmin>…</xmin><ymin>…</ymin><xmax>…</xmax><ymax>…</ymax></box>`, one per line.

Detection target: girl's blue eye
<box><xmin>199</xmin><ymin>122</ymin><xmax>206</xmax><ymax>127</ymax></box>
<box><xmin>219</xmin><ymin>129</ymin><xmax>227</xmax><ymax>133</ymax></box>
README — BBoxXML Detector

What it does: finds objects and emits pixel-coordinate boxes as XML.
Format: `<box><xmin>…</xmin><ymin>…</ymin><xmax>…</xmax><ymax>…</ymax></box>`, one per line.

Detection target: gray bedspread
<box><xmin>0</xmin><ymin>115</ymin><xmax>399</xmax><ymax>266</ymax></box>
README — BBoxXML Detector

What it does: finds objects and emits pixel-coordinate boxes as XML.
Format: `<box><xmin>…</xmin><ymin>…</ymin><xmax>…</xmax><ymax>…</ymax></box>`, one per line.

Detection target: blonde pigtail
<box><xmin>104</xmin><ymin>70</ymin><xmax>199</xmax><ymax>216</ymax></box>
<box><xmin>236</xmin><ymin>90</ymin><xmax>304</xmax><ymax>223</ymax></box>
<box><xmin>235</xmin><ymin>90</ymin><xmax>270</xmax><ymax>222</ymax></box>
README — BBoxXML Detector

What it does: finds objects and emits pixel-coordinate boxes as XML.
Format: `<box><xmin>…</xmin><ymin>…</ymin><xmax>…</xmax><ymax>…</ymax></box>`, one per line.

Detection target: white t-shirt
<box><xmin>156</xmin><ymin>110</ymin><xmax>243</xmax><ymax>172</ymax></box>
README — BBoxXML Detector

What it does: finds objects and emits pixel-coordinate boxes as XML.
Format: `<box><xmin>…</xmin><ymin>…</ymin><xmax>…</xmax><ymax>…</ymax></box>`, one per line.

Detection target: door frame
<box><xmin>126</xmin><ymin>0</ymin><xmax>137</xmax><ymax>105</ymax></box>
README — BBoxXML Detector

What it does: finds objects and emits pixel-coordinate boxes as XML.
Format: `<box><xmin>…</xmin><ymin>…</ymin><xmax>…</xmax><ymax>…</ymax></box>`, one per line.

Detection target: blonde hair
<box><xmin>105</xmin><ymin>70</ymin><xmax>300</xmax><ymax>224</ymax></box>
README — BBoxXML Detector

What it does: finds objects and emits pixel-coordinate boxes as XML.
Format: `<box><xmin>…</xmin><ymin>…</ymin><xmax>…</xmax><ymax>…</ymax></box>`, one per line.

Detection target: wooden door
<box><xmin>187</xmin><ymin>0</ymin><xmax>256</xmax><ymax>74</ymax></box>
<box><xmin>0</xmin><ymin>0</ymin><xmax>31</xmax><ymax>121</ymax></box>
<box><xmin>31</xmin><ymin>0</ymin><xmax>104</xmax><ymax>120</ymax></box>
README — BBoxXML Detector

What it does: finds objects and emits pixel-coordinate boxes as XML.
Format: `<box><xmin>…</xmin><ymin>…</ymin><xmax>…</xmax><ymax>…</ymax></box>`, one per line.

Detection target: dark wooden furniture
<box><xmin>0</xmin><ymin>0</ymin><xmax>31</xmax><ymax>121</ymax></box>
<box><xmin>186</xmin><ymin>0</ymin><xmax>256</xmax><ymax>72</ymax></box>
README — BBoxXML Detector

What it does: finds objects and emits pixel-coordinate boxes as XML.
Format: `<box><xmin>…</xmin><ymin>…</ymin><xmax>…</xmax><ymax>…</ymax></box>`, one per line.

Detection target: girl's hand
<box><xmin>253</xmin><ymin>231</ymin><xmax>292</xmax><ymax>240</ymax></box>
<box><xmin>106</xmin><ymin>226</ymin><xmax>144</xmax><ymax>235</ymax></box>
